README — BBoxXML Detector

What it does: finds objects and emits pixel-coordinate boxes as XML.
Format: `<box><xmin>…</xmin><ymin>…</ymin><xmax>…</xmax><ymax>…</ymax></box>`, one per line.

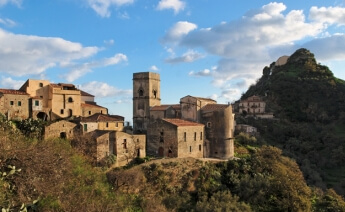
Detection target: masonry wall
<box><xmin>96</xmin><ymin>132</ymin><xmax>113</xmax><ymax>163</ymax></box>
<box><xmin>177</xmin><ymin>125</ymin><xmax>204</xmax><ymax>158</ymax></box>
<box><xmin>45</xmin><ymin>120</ymin><xmax>77</xmax><ymax>140</ymax></box>
<box><xmin>80</xmin><ymin>122</ymin><xmax>98</xmax><ymax>133</ymax></box>
<box><xmin>147</xmin><ymin>119</ymin><xmax>178</xmax><ymax>157</ymax></box>
<box><xmin>114</xmin><ymin>132</ymin><xmax>146</xmax><ymax>166</ymax></box>
<box><xmin>81</xmin><ymin>105</ymin><xmax>108</xmax><ymax>117</ymax></box>
<box><xmin>98</xmin><ymin>121</ymin><xmax>124</xmax><ymax>132</ymax></box>
<box><xmin>201</xmin><ymin>106</ymin><xmax>234</xmax><ymax>159</ymax></box>
<box><xmin>0</xmin><ymin>94</ymin><xmax>29</xmax><ymax>120</ymax></box>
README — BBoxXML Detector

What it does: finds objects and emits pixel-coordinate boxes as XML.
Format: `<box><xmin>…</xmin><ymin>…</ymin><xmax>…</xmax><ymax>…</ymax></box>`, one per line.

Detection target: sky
<box><xmin>1</xmin><ymin>0</ymin><xmax>345</xmax><ymax>123</ymax></box>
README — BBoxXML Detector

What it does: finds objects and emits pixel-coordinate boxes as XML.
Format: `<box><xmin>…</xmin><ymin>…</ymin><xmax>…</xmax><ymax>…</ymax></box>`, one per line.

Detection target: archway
<box><xmin>60</xmin><ymin>132</ymin><xmax>66</xmax><ymax>139</ymax></box>
<box><xmin>37</xmin><ymin>112</ymin><xmax>48</xmax><ymax>121</ymax></box>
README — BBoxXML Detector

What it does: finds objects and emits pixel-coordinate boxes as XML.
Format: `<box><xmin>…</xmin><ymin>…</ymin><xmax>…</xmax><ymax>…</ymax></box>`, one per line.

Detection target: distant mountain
<box><xmin>239</xmin><ymin>48</ymin><xmax>345</xmax><ymax>197</ymax></box>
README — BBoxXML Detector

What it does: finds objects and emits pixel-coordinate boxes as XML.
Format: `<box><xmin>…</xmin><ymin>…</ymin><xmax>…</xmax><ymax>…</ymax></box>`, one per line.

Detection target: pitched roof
<box><xmin>0</xmin><ymin>89</ymin><xmax>29</xmax><ymax>95</ymax></box>
<box><xmin>181</xmin><ymin>95</ymin><xmax>216</xmax><ymax>103</ymax></box>
<box><xmin>80</xmin><ymin>90</ymin><xmax>94</xmax><ymax>97</ymax></box>
<box><xmin>201</xmin><ymin>104</ymin><xmax>230</xmax><ymax>111</ymax></box>
<box><xmin>80</xmin><ymin>113</ymin><xmax>124</xmax><ymax>122</ymax></box>
<box><xmin>150</xmin><ymin>104</ymin><xmax>181</xmax><ymax>111</ymax></box>
<box><xmin>81</xmin><ymin>103</ymin><xmax>106</xmax><ymax>109</ymax></box>
<box><xmin>163</xmin><ymin>118</ymin><xmax>204</xmax><ymax>127</ymax></box>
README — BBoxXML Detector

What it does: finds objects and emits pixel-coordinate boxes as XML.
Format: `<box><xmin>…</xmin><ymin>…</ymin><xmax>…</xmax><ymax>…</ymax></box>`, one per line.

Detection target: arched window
<box><xmin>138</xmin><ymin>89</ymin><xmax>144</xmax><ymax>97</ymax></box>
<box><xmin>68</xmin><ymin>97</ymin><xmax>73</xmax><ymax>102</ymax></box>
<box><xmin>153</xmin><ymin>90</ymin><xmax>157</xmax><ymax>98</ymax></box>
<box><xmin>39</xmin><ymin>83</ymin><xmax>43</xmax><ymax>87</ymax></box>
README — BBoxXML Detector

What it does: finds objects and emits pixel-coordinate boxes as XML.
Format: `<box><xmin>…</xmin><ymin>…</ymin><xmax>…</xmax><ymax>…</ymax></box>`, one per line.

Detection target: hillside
<box><xmin>239</xmin><ymin>48</ymin><xmax>345</xmax><ymax>196</ymax></box>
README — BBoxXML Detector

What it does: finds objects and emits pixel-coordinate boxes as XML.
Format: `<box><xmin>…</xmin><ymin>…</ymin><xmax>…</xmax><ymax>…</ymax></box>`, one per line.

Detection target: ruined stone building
<box><xmin>0</xmin><ymin>89</ymin><xmax>30</xmax><ymax>120</ymax></box>
<box><xmin>133</xmin><ymin>72</ymin><xmax>235</xmax><ymax>160</ymax></box>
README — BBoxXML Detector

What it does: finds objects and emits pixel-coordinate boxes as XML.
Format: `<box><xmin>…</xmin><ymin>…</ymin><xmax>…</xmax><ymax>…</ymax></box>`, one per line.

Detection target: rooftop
<box><xmin>80</xmin><ymin>113</ymin><xmax>124</xmax><ymax>122</ymax></box>
<box><xmin>201</xmin><ymin>104</ymin><xmax>230</xmax><ymax>111</ymax></box>
<box><xmin>163</xmin><ymin>118</ymin><xmax>204</xmax><ymax>127</ymax></box>
<box><xmin>0</xmin><ymin>89</ymin><xmax>29</xmax><ymax>95</ymax></box>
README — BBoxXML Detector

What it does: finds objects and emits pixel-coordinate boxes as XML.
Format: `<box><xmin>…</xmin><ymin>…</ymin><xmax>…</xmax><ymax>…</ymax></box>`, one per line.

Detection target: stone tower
<box><xmin>133</xmin><ymin>72</ymin><xmax>161</xmax><ymax>133</ymax></box>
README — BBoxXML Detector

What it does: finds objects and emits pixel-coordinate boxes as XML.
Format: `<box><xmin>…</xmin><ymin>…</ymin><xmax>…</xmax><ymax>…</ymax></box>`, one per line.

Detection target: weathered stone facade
<box><xmin>133</xmin><ymin>72</ymin><xmax>236</xmax><ymax>160</ymax></box>
<box><xmin>201</xmin><ymin>104</ymin><xmax>235</xmax><ymax>159</ymax></box>
<box><xmin>147</xmin><ymin>119</ymin><xmax>204</xmax><ymax>158</ymax></box>
<box><xmin>0</xmin><ymin>89</ymin><xmax>30</xmax><ymax>120</ymax></box>
<box><xmin>44</xmin><ymin>120</ymin><xmax>77</xmax><ymax>140</ymax></box>
<box><xmin>133</xmin><ymin>72</ymin><xmax>161</xmax><ymax>133</ymax></box>
<box><xmin>79</xmin><ymin>114</ymin><xmax>124</xmax><ymax>134</ymax></box>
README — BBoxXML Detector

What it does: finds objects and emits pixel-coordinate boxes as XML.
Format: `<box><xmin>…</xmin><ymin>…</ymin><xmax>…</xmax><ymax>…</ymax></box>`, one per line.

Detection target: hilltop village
<box><xmin>0</xmin><ymin>59</ymin><xmax>285</xmax><ymax>166</ymax></box>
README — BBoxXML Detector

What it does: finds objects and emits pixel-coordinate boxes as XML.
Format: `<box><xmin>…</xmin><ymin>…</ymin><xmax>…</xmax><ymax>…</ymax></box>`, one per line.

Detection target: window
<box><xmin>184</xmin><ymin>132</ymin><xmax>187</xmax><ymax>142</ymax></box>
<box><xmin>17</xmin><ymin>101</ymin><xmax>21</xmax><ymax>106</ymax></box>
<box><xmin>194</xmin><ymin>132</ymin><xmax>197</xmax><ymax>141</ymax></box>
<box><xmin>160</xmin><ymin>130</ymin><xmax>164</xmax><ymax>143</ymax></box>
<box><xmin>207</xmin><ymin>122</ymin><xmax>212</xmax><ymax>128</ymax></box>
<box><xmin>116</xmin><ymin>122</ymin><xmax>118</xmax><ymax>127</ymax></box>
<box><xmin>39</xmin><ymin>83</ymin><xmax>43</xmax><ymax>87</ymax></box>
<box><xmin>189</xmin><ymin>146</ymin><xmax>192</xmax><ymax>152</ymax></box>
<box><xmin>10</xmin><ymin>101</ymin><xmax>14</xmax><ymax>106</ymax></box>
<box><xmin>83</xmin><ymin>124</ymin><xmax>87</xmax><ymax>132</ymax></box>
<box><xmin>153</xmin><ymin>90</ymin><xmax>157</xmax><ymax>98</ymax></box>
<box><xmin>123</xmin><ymin>139</ymin><xmax>127</xmax><ymax>149</ymax></box>
<box><xmin>60</xmin><ymin>109</ymin><xmax>64</xmax><ymax>114</ymax></box>
<box><xmin>106</xmin><ymin>122</ymin><xmax>109</xmax><ymax>128</ymax></box>
<box><xmin>200</xmin><ymin>132</ymin><xmax>203</xmax><ymax>140</ymax></box>
<box><xmin>199</xmin><ymin>145</ymin><xmax>202</xmax><ymax>151</ymax></box>
<box><xmin>138</xmin><ymin>89</ymin><xmax>144</xmax><ymax>97</ymax></box>
<box><xmin>35</xmin><ymin>100</ymin><xmax>39</xmax><ymax>106</ymax></box>
<box><xmin>68</xmin><ymin>97</ymin><xmax>73</xmax><ymax>102</ymax></box>
<box><xmin>89</xmin><ymin>111</ymin><xmax>91</xmax><ymax>115</ymax></box>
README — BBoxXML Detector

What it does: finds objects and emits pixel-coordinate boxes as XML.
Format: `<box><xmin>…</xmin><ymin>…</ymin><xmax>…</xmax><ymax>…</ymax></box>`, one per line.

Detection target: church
<box><xmin>132</xmin><ymin>72</ymin><xmax>235</xmax><ymax>159</ymax></box>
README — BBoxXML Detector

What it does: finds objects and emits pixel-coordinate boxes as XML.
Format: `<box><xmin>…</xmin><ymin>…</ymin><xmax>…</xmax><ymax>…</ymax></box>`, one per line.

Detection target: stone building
<box><xmin>239</xmin><ymin>95</ymin><xmax>266</xmax><ymax>115</ymax></box>
<box><xmin>16</xmin><ymin>79</ymin><xmax>107</xmax><ymax>121</ymax></box>
<box><xmin>235</xmin><ymin>124</ymin><xmax>258</xmax><ymax>136</ymax></box>
<box><xmin>0</xmin><ymin>89</ymin><xmax>30</xmax><ymax>120</ymax></box>
<box><xmin>85</xmin><ymin>130</ymin><xmax>146</xmax><ymax>166</ymax></box>
<box><xmin>147</xmin><ymin>118</ymin><xmax>204</xmax><ymax>158</ymax></box>
<box><xmin>133</xmin><ymin>72</ymin><xmax>235</xmax><ymax>160</ymax></box>
<box><xmin>44</xmin><ymin>120</ymin><xmax>78</xmax><ymax>140</ymax></box>
<box><xmin>79</xmin><ymin>113</ymin><xmax>125</xmax><ymax>134</ymax></box>
<box><xmin>200</xmin><ymin>104</ymin><xmax>235</xmax><ymax>159</ymax></box>
<box><xmin>133</xmin><ymin>72</ymin><xmax>161</xmax><ymax>133</ymax></box>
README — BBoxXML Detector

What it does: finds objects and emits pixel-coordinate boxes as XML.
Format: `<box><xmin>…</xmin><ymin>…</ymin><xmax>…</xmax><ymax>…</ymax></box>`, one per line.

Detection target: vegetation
<box><xmin>239</xmin><ymin>48</ymin><xmax>345</xmax><ymax>196</ymax></box>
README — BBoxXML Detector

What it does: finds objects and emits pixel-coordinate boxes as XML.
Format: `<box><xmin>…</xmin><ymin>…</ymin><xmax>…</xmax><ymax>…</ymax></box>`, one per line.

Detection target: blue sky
<box><xmin>1</xmin><ymin>0</ymin><xmax>345</xmax><ymax>123</ymax></box>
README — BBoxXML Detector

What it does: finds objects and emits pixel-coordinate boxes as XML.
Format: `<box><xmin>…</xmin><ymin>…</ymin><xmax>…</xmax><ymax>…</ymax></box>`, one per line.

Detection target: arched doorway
<box><xmin>37</xmin><ymin>112</ymin><xmax>48</xmax><ymax>121</ymax></box>
<box><xmin>158</xmin><ymin>147</ymin><xmax>164</xmax><ymax>157</ymax></box>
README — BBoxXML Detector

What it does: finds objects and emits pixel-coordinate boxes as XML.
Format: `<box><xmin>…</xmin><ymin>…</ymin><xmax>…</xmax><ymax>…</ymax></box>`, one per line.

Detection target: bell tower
<box><xmin>133</xmin><ymin>72</ymin><xmax>161</xmax><ymax>133</ymax></box>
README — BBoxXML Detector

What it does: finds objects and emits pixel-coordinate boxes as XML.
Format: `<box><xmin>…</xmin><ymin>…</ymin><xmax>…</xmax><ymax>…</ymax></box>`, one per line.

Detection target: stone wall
<box><xmin>45</xmin><ymin>120</ymin><xmax>77</xmax><ymax>140</ymax></box>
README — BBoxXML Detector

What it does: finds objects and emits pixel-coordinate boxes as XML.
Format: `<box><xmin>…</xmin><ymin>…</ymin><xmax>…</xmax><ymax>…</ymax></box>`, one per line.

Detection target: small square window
<box><xmin>17</xmin><ymin>101</ymin><xmax>21</xmax><ymax>106</ymax></box>
<box><xmin>35</xmin><ymin>100</ymin><xmax>39</xmax><ymax>106</ymax></box>
<box><xmin>60</xmin><ymin>109</ymin><xmax>64</xmax><ymax>114</ymax></box>
<box><xmin>10</xmin><ymin>101</ymin><xmax>14</xmax><ymax>106</ymax></box>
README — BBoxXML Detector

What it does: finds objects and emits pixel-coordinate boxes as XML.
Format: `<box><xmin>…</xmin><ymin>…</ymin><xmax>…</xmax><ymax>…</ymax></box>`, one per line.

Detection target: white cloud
<box><xmin>0</xmin><ymin>0</ymin><xmax>21</xmax><ymax>7</ymax></box>
<box><xmin>0</xmin><ymin>18</ymin><xmax>16</xmax><ymax>27</ymax></box>
<box><xmin>309</xmin><ymin>6</ymin><xmax>345</xmax><ymax>26</ymax></box>
<box><xmin>157</xmin><ymin>0</ymin><xmax>185</xmax><ymax>14</ymax></box>
<box><xmin>220</xmin><ymin>88</ymin><xmax>241</xmax><ymax>102</ymax></box>
<box><xmin>87</xmin><ymin>0</ymin><xmax>134</xmax><ymax>18</ymax></box>
<box><xmin>189</xmin><ymin>69</ymin><xmax>212</xmax><ymax>77</ymax></box>
<box><xmin>149</xmin><ymin>65</ymin><xmax>159</xmax><ymax>71</ymax></box>
<box><xmin>162</xmin><ymin>21</ymin><xmax>197</xmax><ymax>43</ymax></box>
<box><xmin>0</xmin><ymin>28</ymin><xmax>99</xmax><ymax>77</ymax></box>
<box><xmin>0</xmin><ymin>77</ymin><xmax>24</xmax><ymax>89</ymax></box>
<box><xmin>62</xmin><ymin>53</ymin><xmax>128</xmax><ymax>82</ymax></box>
<box><xmin>104</xmin><ymin>39</ymin><xmax>114</xmax><ymax>46</ymax></box>
<box><xmin>161</xmin><ymin>2</ymin><xmax>345</xmax><ymax>102</ymax></box>
<box><xmin>165</xmin><ymin>49</ymin><xmax>203</xmax><ymax>63</ymax></box>
<box><xmin>81</xmin><ymin>81</ymin><xmax>132</xmax><ymax>98</ymax></box>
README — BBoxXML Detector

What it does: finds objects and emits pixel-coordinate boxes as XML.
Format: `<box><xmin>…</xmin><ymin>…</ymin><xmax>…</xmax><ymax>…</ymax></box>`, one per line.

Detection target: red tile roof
<box><xmin>0</xmin><ymin>89</ymin><xmax>29</xmax><ymax>95</ymax></box>
<box><xmin>201</xmin><ymin>104</ymin><xmax>230</xmax><ymax>111</ymax></box>
<box><xmin>163</xmin><ymin>118</ymin><xmax>204</xmax><ymax>127</ymax></box>
<box><xmin>81</xmin><ymin>114</ymin><xmax>124</xmax><ymax>122</ymax></box>
<box><xmin>151</xmin><ymin>104</ymin><xmax>181</xmax><ymax>111</ymax></box>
